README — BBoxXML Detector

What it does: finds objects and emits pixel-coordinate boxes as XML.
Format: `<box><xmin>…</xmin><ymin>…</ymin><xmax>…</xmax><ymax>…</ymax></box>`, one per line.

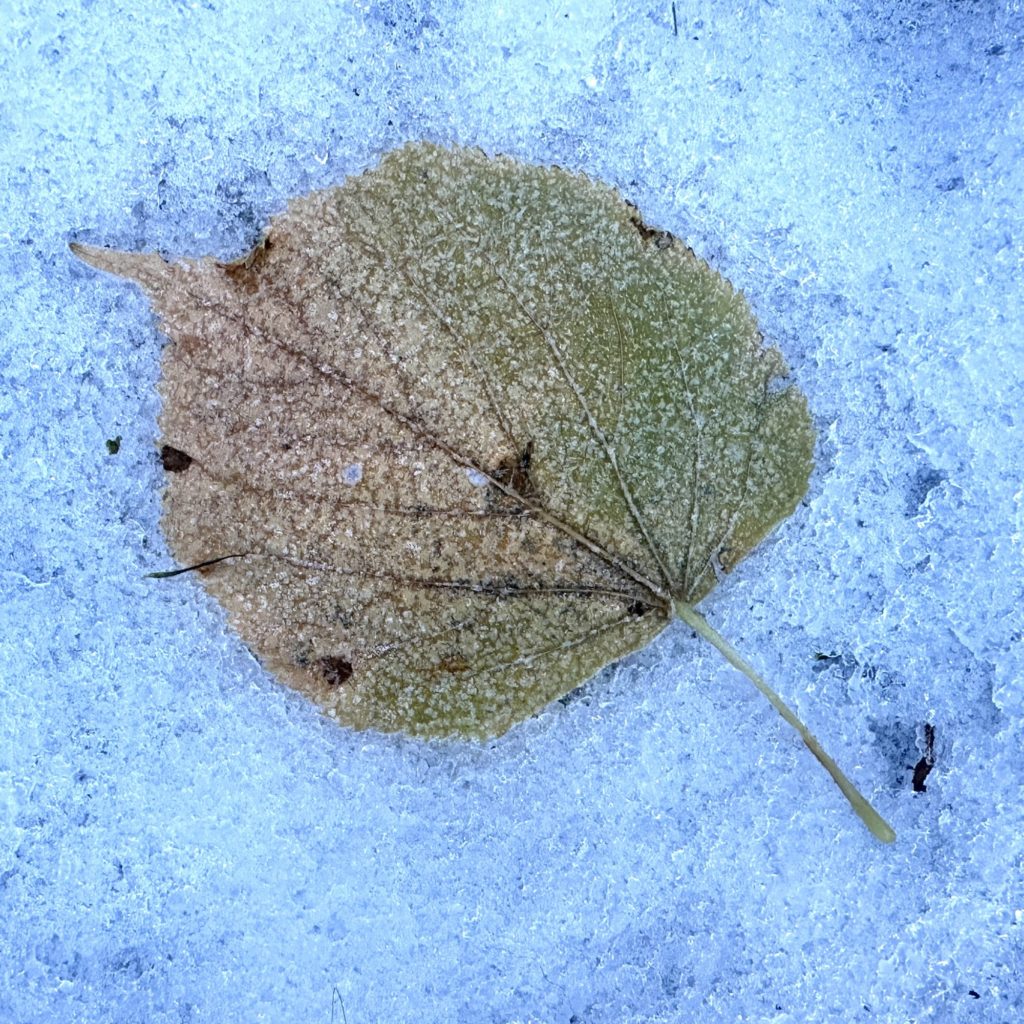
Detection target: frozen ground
<box><xmin>2</xmin><ymin>1</ymin><xmax>1023</xmax><ymax>1022</ymax></box>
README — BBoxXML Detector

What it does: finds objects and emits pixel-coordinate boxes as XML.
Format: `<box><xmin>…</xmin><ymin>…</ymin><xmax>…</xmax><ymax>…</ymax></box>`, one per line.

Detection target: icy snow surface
<box><xmin>2</xmin><ymin>2</ymin><xmax>1023</xmax><ymax>1022</ymax></box>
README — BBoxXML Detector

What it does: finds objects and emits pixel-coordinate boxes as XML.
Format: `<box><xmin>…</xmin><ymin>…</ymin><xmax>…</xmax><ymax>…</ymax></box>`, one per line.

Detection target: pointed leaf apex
<box><xmin>70</xmin><ymin>242</ymin><xmax>175</xmax><ymax>290</ymax></box>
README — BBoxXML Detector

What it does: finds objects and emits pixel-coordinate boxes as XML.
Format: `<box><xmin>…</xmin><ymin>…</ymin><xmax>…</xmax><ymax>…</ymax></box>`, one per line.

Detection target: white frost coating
<box><xmin>341</xmin><ymin>462</ymin><xmax>363</xmax><ymax>485</ymax></box>
<box><xmin>465</xmin><ymin>467</ymin><xmax>489</xmax><ymax>487</ymax></box>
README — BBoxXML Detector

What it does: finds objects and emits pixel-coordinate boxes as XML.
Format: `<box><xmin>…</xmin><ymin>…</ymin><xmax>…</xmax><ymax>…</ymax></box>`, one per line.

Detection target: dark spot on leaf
<box><xmin>219</xmin><ymin>236</ymin><xmax>273</xmax><ymax>293</ymax></box>
<box><xmin>316</xmin><ymin>656</ymin><xmax>353</xmax><ymax>687</ymax></box>
<box><xmin>489</xmin><ymin>440</ymin><xmax>537</xmax><ymax>508</ymax></box>
<box><xmin>160</xmin><ymin>445</ymin><xmax>193</xmax><ymax>473</ymax></box>
<box><xmin>627</xmin><ymin>204</ymin><xmax>675</xmax><ymax>248</ymax></box>
<box><xmin>436</xmin><ymin>652</ymin><xmax>471</xmax><ymax>674</ymax></box>
<box><xmin>718</xmin><ymin>545</ymin><xmax>739</xmax><ymax>572</ymax></box>
<box><xmin>626</xmin><ymin>600</ymin><xmax>651</xmax><ymax>616</ymax></box>
<box><xmin>106</xmin><ymin>436</ymin><xmax>122</xmax><ymax>455</ymax></box>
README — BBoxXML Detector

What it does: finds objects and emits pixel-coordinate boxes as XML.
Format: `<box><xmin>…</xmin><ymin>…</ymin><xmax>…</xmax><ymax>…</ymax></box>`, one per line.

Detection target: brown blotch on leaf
<box><xmin>627</xmin><ymin>204</ymin><xmax>675</xmax><ymax>249</ymax></box>
<box><xmin>435</xmin><ymin>653</ymin><xmax>471</xmax><ymax>675</ymax></box>
<box><xmin>219</xmin><ymin>236</ymin><xmax>273</xmax><ymax>294</ymax></box>
<box><xmin>315</xmin><ymin>656</ymin><xmax>354</xmax><ymax>687</ymax></box>
<box><xmin>488</xmin><ymin>440</ymin><xmax>537</xmax><ymax>510</ymax></box>
<box><xmin>160</xmin><ymin>445</ymin><xmax>194</xmax><ymax>473</ymax></box>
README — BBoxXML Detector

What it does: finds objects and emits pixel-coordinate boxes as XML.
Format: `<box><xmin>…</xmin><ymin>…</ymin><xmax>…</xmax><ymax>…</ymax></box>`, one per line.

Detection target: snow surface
<box><xmin>2</xmin><ymin>1</ymin><xmax>1023</xmax><ymax>1022</ymax></box>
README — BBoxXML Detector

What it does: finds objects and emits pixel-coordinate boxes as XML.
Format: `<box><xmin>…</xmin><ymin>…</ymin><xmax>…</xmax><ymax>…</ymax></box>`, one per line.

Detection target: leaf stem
<box><xmin>673</xmin><ymin>601</ymin><xmax>896</xmax><ymax>844</ymax></box>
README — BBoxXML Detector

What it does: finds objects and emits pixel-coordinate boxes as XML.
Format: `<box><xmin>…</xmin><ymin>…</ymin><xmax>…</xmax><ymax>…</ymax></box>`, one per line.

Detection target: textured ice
<box><xmin>2</xmin><ymin>1</ymin><xmax>1022</xmax><ymax>1022</ymax></box>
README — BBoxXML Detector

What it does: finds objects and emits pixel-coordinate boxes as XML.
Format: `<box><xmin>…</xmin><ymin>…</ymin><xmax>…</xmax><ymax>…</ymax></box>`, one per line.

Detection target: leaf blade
<box><xmin>74</xmin><ymin>143</ymin><xmax>815</xmax><ymax>742</ymax></box>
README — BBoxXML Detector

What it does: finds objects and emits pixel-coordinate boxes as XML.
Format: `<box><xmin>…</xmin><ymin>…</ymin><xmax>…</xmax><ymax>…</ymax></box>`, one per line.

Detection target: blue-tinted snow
<box><xmin>2</xmin><ymin>2</ymin><xmax>1022</xmax><ymax>1022</ymax></box>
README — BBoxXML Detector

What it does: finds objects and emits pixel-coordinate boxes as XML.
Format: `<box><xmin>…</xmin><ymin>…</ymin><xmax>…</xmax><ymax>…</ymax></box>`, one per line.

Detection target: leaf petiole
<box><xmin>673</xmin><ymin>601</ymin><xmax>896</xmax><ymax>844</ymax></box>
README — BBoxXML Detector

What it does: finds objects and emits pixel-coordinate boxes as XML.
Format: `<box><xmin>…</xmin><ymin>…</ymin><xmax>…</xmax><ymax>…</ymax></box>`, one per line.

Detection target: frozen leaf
<box><xmin>72</xmin><ymin>142</ymin><xmax>893</xmax><ymax>841</ymax></box>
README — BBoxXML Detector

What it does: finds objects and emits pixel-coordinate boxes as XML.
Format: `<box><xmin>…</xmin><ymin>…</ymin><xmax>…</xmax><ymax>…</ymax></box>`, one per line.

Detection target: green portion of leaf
<box><xmin>71</xmin><ymin>143</ymin><xmax>814</xmax><ymax>739</ymax></box>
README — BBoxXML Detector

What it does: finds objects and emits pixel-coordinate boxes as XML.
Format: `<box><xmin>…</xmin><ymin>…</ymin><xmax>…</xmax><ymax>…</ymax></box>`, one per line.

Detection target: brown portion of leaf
<box><xmin>160</xmin><ymin>444</ymin><xmax>194</xmax><ymax>472</ymax></box>
<box><xmin>72</xmin><ymin>143</ymin><xmax>814</xmax><ymax>739</ymax></box>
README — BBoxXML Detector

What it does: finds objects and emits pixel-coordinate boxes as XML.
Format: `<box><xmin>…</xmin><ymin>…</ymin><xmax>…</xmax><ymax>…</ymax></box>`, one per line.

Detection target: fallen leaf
<box><xmin>72</xmin><ymin>142</ymin><xmax>893</xmax><ymax>841</ymax></box>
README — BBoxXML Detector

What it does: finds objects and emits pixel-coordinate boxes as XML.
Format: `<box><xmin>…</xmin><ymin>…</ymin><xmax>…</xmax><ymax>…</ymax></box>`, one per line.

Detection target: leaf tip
<box><xmin>69</xmin><ymin>240</ymin><xmax>103</xmax><ymax>265</ymax></box>
<box><xmin>70</xmin><ymin>241</ymin><xmax>172</xmax><ymax>287</ymax></box>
